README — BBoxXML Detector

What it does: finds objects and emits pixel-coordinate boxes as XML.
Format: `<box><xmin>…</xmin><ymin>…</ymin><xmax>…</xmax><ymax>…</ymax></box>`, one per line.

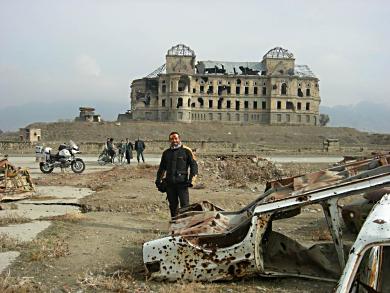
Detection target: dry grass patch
<box><xmin>40</xmin><ymin>212</ymin><xmax>87</xmax><ymax>223</ymax></box>
<box><xmin>27</xmin><ymin>237</ymin><xmax>70</xmax><ymax>261</ymax></box>
<box><xmin>78</xmin><ymin>269</ymin><xmax>138</xmax><ymax>292</ymax></box>
<box><xmin>0</xmin><ymin>272</ymin><xmax>43</xmax><ymax>293</ymax></box>
<box><xmin>0</xmin><ymin>234</ymin><xmax>23</xmax><ymax>252</ymax></box>
<box><xmin>157</xmin><ymin>282</ymin><xmax>225</xmax><ymax>293</ymax></box>
<box><xmin>0</xmin><ymin>214</ymin><xmax>31</xmax><ymax>226</ymax></box>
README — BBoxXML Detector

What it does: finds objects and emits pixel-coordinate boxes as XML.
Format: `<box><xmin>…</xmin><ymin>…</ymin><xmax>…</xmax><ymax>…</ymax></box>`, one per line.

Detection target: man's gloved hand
<box><xmin>156</xmin><ymin>179</ymin><xmax>167</xmax><ymax>193</ymax></box>
<box><xmin>186</xmin><ymin>181</ymin><xmax>193</xmax><ymax>188</ymax></box>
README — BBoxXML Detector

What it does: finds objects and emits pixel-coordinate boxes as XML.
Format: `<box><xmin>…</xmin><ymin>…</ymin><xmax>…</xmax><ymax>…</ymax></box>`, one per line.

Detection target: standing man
<box><xmin>155</xmin><ymin>132</ymin><xmax>198</xmax><ymax>219</ymax></box>
<box><xmin>134</xmin><ymin>137</ymin><xmax>146</xmax><ymax>163</ymax></box>
<box><xmin>125</xmin><ymin>138</ymin><xmax>134</xmax><ymax>164</ymax></box>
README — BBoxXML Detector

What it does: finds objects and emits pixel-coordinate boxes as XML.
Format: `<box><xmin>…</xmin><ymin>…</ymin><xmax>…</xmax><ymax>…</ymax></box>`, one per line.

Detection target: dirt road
<box><xmin>1</xmin><ymin>157</ymin><xmax>337</xmax><ymax>292</ymax></box>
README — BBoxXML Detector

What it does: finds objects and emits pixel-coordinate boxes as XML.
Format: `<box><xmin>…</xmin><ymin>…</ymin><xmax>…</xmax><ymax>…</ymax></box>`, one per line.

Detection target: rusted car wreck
<box><xmin>143</xmin><ymin>154</ymin><xmax>390</xmax><ymax>282</ymax></box>
<box><xmin>0</xmin><ymin>158</ymin><xmax>35</xmax><ymax>201</ymax></box>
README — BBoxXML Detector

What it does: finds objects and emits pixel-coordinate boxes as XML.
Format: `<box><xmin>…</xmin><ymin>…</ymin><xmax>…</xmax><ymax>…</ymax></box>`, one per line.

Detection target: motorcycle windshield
<box><xmin>69</xmin><ymin>140</ymin><xmax>79</xmax><ymax>150</ymax></box>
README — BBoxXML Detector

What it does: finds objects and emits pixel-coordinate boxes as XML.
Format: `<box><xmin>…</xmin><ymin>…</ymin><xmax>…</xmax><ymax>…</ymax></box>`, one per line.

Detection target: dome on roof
<box><xmin>167</xmin><ymin>44</ymin><xmax>195</xmax><ymax>57</ymax></box>
<box><xmin>263</xmin><ymin>47</ymin><xmax>294</xmax><ymax>59</ymax></box>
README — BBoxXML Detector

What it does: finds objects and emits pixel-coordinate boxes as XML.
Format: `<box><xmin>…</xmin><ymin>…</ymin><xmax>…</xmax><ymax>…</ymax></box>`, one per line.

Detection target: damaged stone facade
<box><xmin>129</xmin><ymin>44</ymin><xmax>321</xmax><ymax>125</ymax></box>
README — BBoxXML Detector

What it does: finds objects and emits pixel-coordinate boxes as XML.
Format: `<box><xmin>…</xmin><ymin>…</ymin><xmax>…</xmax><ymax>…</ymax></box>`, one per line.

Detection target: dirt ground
<box><xmin>1</xmin><ymin>157</ymin><xmax>344</xmax><ymax>292</ymax></box>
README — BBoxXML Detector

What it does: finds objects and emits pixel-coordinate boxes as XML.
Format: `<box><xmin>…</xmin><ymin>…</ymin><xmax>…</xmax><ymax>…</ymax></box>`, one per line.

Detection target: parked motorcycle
<box><xmin>39</xmin><ymin>140</ymin><xmax>85</xmax><ymax>174</ymax></box>
<box><xmin>97</xmin><ymin>149</ymin><xmax>115</xmax><ymax>165</ymax></box>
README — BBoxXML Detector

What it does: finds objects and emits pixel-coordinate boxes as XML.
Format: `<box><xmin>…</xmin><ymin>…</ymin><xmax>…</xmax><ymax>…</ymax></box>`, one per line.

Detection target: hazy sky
<box><xmin>1</xmin><ymin>0</ymin><xmax>389</xmax><ymax>110</ymax></box>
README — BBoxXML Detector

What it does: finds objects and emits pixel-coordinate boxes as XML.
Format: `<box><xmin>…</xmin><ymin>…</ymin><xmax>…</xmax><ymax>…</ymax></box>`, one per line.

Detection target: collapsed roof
<box><xmin>145</xmin><ymin>45</ymin><xmax>316</xmax><ymax>78</ymax></box>
<box><xmin>145</xmin><ymin>61</ymin><xmax>316</xmax><ymax>78</ymax></box>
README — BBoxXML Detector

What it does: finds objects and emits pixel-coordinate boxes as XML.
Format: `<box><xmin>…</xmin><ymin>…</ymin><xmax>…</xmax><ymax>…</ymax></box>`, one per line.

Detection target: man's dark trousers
<box><xmin>137</xmin><ymin>151</ymin><xmax>145</xmax><ymax>163</ymax></box>
<box><xmin>166</xmin><ymin>184</ymin><xmax>189</xmax><ymax>218</ymax></box>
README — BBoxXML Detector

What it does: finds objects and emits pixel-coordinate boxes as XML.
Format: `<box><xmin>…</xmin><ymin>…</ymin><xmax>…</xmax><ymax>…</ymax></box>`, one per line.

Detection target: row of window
<box><xmin>162</xmin><ymin>84</ymin><xmax>311</xmax><ymax>97</ymax></box>
<box><xmin>276</xmin><ymin>113</ymin><xmax>312</xmax><ymax>123</ymax></box>
<box><xmin>162</xmin><ymin>98</ymin><xmax>268</xmax><ymax>110</ymax></box>
<box><xmin>190</xmin><ymin>112</ymin><xmax>268</xmax><ymax>122</ymax></box>
<box><xmin>161</xmin><ymin>98</ymin><xmax>311</xmax><ymax>111</ymax></box>
<box><xmin>277</xmin><ymin>101</ymin><xmax>311</xmax><ymax>111</ymax></box>
<box><xmin>179</xmin><ymin>112</ymin><xmax>313</xmax><ymax>123</ymax></box>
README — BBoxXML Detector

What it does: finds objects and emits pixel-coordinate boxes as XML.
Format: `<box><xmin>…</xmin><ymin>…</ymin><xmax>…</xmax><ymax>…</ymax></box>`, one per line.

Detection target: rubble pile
<box><xmin>198</xmin><ymin>155</ymin><xmax>283</xmax><ymax>187</ymax></box>
<box><xmin>0</xmin><ymin>158</ymin><xmax>35</xmax><ymax>201</ymax></box>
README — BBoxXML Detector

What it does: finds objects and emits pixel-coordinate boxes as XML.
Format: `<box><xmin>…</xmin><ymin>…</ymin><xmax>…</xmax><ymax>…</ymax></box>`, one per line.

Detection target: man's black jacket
<box><xmin>156</xmin><ymin>145</ymin><xmax>198</xmax><ymax>185</ymax></box>
<box><xmin>135</xmin><ymin>140</ymin><xmax>145</xmax><ymax>151</ymax></box>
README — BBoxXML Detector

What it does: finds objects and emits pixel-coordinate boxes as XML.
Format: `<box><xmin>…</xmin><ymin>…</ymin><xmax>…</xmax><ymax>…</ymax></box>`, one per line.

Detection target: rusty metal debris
<box><xmin>0</xmin><ymin>158</ymin><xmax>35</xmax><ymax>201</ymax></box>
<box><xmin>143</xmin><ymin>154</ymin><xmax>390</xmax><ymax>282</ymax></box>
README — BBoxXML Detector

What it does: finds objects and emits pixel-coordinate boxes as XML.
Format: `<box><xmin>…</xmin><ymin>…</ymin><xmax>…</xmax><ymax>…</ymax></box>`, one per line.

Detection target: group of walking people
<box><xmin>105</xmin><ymin>137</ymin><xmax>146</xmax><ymax>164</ymax></box>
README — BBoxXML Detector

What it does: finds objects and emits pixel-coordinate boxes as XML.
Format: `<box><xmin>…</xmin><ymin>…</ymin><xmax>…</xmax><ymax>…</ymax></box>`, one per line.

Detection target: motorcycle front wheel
<box><xmin>39</xmin><ymin>162</ymin><xmax>54</xmax><ymax>174</ymax></box>
<box><xmin>71</xmin><ymin>158</ymin><xmax>85</xmax><ymax>173</ymax></box>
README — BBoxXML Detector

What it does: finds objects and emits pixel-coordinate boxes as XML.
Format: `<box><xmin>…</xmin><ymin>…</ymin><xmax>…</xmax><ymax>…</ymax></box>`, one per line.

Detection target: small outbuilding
<box><xmin>323</xmin><ymin>138</ymin><xmax>340</xmax><ymax>152</ymax></box>
<box><xmin>75</xmin><ymin>107</ymin><xmax>101</xmax><ymax>122</ymax></box>
<box><xmin>19</xmin><ymin>128</ymin><xmax>41</xmax><ymax>142</ymax></box>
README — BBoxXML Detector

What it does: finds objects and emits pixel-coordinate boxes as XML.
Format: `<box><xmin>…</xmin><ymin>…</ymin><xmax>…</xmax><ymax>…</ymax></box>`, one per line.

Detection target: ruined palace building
<box><xmin>127</xmin><ymin>44</ymin><xmax>320</xmax><ymax>125</ymax></box>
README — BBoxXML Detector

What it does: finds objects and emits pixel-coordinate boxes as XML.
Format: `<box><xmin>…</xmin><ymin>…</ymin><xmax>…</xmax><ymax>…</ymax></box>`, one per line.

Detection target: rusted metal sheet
<box><xmin>170</xmin><ymin>212</ymin><xmax>231</xmax><ymax>236</ymax></box>
<box><xmin>0</xmin><ymin>158</ymin><xmax>35</xmax><ymax>201</ymax></box>
<box><xmin>335</xmin><ymin>194</ymin><xmax>390</xmax><ymax>292</ymax></box>
<box><xmin>143</xmin><ymin>155</ymin><xmax>390</xmax><ymax>282</ymax></box>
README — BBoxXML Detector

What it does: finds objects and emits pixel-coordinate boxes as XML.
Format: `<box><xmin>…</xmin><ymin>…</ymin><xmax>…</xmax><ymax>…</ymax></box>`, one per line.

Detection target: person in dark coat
<box><xmin>125</xmin><ymin>138</ymin><xmax>134</xmax><ymax>164</ymax></box>
<box><xmin>155</xmin><ymin>132</ymin><xmax>198</xmax><ymax>218</ymax></box>
<box><xmin>134</xmin><ymin>138</ymin><xmax>146</xmax><ymax>163</ymax></box>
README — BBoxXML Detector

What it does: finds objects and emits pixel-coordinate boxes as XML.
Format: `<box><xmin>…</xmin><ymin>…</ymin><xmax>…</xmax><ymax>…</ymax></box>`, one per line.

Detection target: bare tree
<box><xmin>319</xmin><ymin>114</ymin><xmax>330</xmax><ymax>126</ymax></box>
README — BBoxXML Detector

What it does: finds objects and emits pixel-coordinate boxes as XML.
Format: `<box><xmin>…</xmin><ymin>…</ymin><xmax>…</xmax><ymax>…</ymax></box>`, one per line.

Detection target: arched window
<box><xmin>187</xmin><ymin>98</ymin><xmax>191</xmax><ymax>107</ymax></box>
<box><xmin>281</xmin><ymin>83</ymin><xmax>287</xmax><ymax>95</ymax></box>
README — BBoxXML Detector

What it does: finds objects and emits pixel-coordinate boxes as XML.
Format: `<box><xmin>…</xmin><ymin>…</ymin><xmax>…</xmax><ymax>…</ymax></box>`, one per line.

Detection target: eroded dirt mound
<box><xmin>197</xmin><ymin>155</ymin><xmax>282</xmax><ymax>188</ymax></box>
<box><xmin>196</xmin><ymin>155</ymin><xmax>327</xmax><ymax>189</ymax></box>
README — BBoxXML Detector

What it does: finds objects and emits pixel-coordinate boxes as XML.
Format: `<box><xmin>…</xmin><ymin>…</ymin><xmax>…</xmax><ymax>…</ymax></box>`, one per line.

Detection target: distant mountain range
<box><xmin>0</xmin><ymin>100</ymin><xmax>389</xmax><ymax>134</ymax></box>
<box><xmin>320</xmin><ymin>102</ymin><xmax>390</xmax><ymax>134</ymax></box>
